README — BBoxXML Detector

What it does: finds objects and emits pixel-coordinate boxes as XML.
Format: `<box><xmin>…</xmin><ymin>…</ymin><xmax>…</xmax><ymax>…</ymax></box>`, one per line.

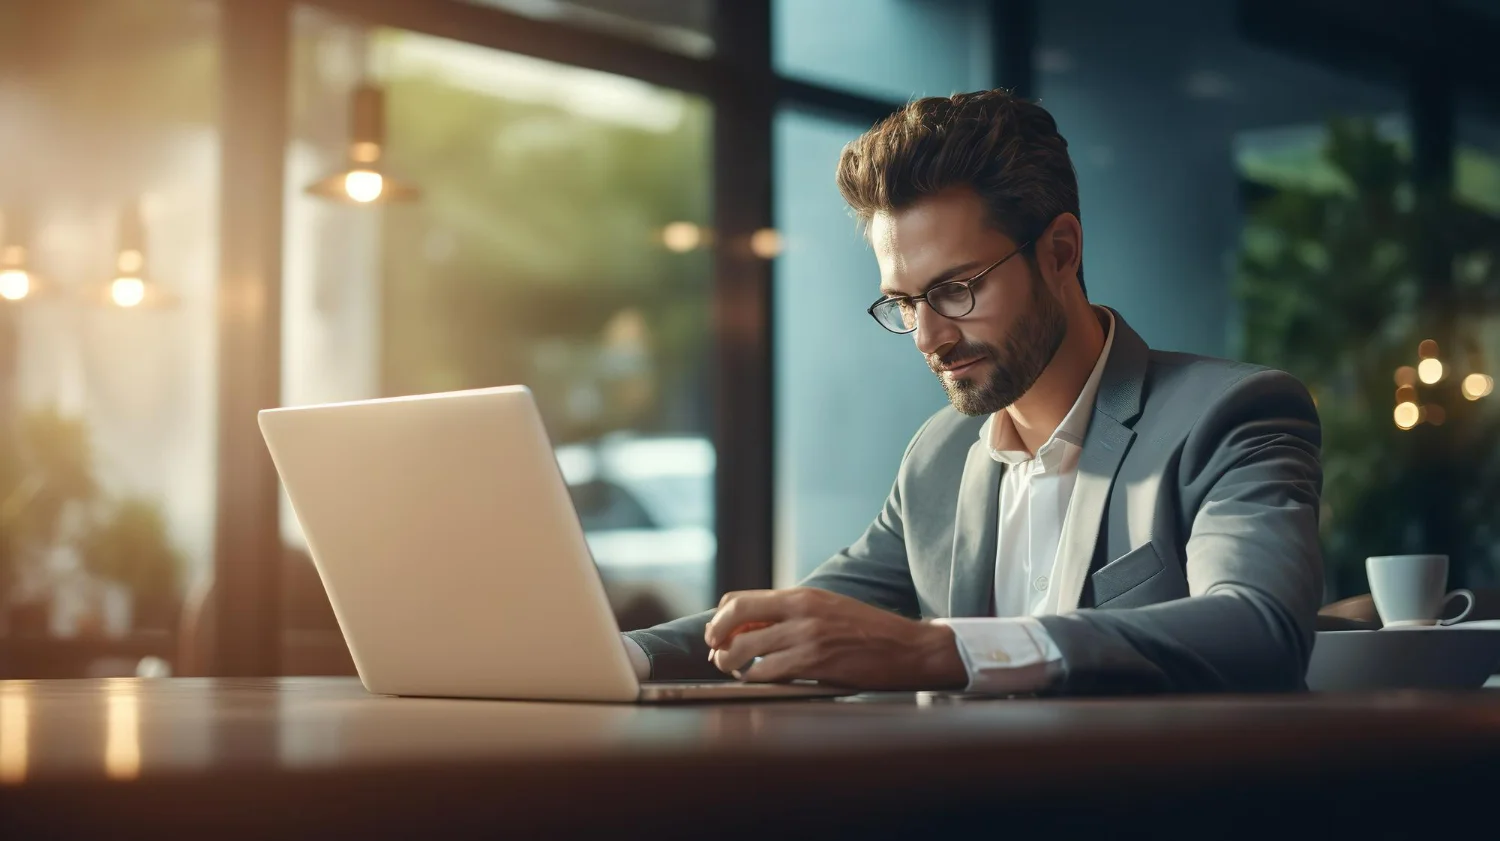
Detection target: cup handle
<box><xmin>1437</xmin><ymin>589</ymin><xmax>1476</xmax><ymax>626</ymax></box>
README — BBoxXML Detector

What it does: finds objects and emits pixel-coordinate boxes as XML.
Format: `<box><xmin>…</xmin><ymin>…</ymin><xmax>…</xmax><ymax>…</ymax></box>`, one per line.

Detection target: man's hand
<box><xmin>703</xmin><ymin>588</ymin><xmax>969</xmax><ymax>691</ymax></box>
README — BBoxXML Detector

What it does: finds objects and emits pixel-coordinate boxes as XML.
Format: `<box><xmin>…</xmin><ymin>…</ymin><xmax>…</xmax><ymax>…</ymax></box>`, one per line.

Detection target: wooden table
<box><xmin>1</xmin><ymin>678</ymin><xmax>1497</xmax><ymax>839</ymax></box>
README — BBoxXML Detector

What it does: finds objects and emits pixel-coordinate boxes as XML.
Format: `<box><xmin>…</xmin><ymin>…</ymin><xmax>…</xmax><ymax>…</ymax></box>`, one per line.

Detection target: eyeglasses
<box><xmin>866</xmin><ymin>240</ymin><xmax>1034</xmax><ymax>334</ymax></box>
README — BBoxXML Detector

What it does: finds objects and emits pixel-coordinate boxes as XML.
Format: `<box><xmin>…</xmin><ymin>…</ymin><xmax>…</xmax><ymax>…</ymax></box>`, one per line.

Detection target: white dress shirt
<box><xmin>624</xmin><ymin>310</ymin><xmax>1116</xmax><ymax>691</ymax></box>
<box><xmin>933</xmin><ymin>308</ymin><xmax>1115</xmax><ymax>694</ymax></box>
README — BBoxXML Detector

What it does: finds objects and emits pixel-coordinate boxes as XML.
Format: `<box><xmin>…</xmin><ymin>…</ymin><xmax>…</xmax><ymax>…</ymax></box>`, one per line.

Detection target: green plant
<box><xmin>0</xmin><ymin>407</ymin><xmax>182</xmax><ymax>630</ymax></box>
<box><xmin>76</xmin><ymin>497</ymin><xmax>182</xmax><ymax>630</ymax></box>
<box><xmin>1236</xmin><ymin>117</ymin><xmax>1500</xmax><ymax>597</ymax></box>
<box><xmin>0</xmin><ymin>409</ymin><xmax>100</xmax><ymax>601</ymax></box>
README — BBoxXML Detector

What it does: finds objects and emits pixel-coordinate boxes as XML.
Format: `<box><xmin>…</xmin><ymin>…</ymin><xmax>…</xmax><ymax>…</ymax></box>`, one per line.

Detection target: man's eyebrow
<box><xmin>879</xmin><ymin>261</ymin><xmax>985</xmax><ymax>298</ymax></box>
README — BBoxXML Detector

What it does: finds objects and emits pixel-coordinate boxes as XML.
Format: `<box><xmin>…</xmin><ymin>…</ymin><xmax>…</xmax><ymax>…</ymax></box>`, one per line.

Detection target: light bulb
<box><xmin>111</xmin><ymin>277</ymin><xmax>146</xmax><ymax>308</ymax></box>
<box><xmin>344</xmin><ymin>170</ymin><xmax>385</xmax><ymax>203</ymax></box>
<box><xmin>1462</xmin><ymin>374</ymin><xmax>1494</xmax><ymax>401</ymax></box>
<box><xmin>1417</xmin><ymin>358</ymin><xmax>1444</xmax><ymax>385</ymax></box>
<box><xmin>0</xmin><ymin>269</ymin><xmax>30</xmax><ymax>301</ymax></box>
<box><xmin>1394</xmin><ymin>401</ymin><xmax>1419</xmax><ymax>430</ymax></box>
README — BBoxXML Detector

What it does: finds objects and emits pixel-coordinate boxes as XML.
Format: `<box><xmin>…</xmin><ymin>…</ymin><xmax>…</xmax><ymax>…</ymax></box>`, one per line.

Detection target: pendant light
<box><xmin>305</xmin><ymin>84</ymin><xmax>419</xmax><ymax>205</ymax></box>
<box><xmin>0</xmin><ymin>209</ymin><xmax>34</xmax><ymax>303</ymax></box>
<box><xmin>92</xmin><ymin>201</ymin><xmax>175</xmax><ymax>310</ymax></box>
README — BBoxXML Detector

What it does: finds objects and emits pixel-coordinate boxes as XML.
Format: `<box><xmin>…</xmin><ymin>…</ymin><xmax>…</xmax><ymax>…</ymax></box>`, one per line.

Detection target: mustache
<box><xmin>929</xmin><ymin>341</ymin><xmax>998</xmax><ymax>371</ymax></box>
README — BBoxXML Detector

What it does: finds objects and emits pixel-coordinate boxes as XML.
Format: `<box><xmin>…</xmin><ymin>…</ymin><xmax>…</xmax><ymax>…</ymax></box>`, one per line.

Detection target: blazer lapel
<box><xmin>947</xmin><ymin>436</ymin><xmax>1002</xmax><ymax>618</ymax></box>
<box><xmin>1051</xmin><ymin>308</ymin><xmax>1149</xmax><ymax>614</ymax></box>
<box><xmin>1050</xmin><ymin>415</ymin><xmax>1134</xmax><ymax>613</ymax></box>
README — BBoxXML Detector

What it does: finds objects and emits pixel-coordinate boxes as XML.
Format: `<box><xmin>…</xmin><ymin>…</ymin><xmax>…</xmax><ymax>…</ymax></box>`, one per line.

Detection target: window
<box><xmin>464</xmin><ymin>0</ymin><xmax>714</xmax><ymax>57</ymax></box>
<box><xmin>281</xmin><ymin>8</ymin><xmax>716</xmax><ymax>666</ymax></box>
<box><xmin>0</xmin><ymin>0</ymin><xmax>219</xmax><ymax>678</ymax></box>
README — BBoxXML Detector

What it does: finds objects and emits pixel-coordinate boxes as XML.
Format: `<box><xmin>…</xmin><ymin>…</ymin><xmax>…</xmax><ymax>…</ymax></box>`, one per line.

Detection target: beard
<box><xmin>928</xmin><ymin>267</ymin><xmax>1068</xmax><ymax>417</ymax></box>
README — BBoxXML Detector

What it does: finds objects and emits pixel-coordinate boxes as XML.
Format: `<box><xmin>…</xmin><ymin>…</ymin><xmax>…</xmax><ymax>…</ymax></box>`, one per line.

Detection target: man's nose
<box><xmin>913</xmin><ymin>302</ymin><xmax>958</xmax><ymax>357</ymax></box>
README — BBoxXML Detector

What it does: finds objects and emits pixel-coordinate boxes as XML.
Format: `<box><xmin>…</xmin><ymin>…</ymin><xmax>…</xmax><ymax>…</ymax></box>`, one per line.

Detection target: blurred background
<box><xmin>0</xmin><ymin>0</ymin><xmax>1498</xmax><ymax>679</ymax></box>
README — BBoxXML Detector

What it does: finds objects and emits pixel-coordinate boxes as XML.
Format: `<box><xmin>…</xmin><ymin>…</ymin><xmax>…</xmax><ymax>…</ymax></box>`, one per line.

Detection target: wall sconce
<box><xmin>305</xmin><ymin>84</ymin><xmax>419</xmax><ymax>205</ymax></box>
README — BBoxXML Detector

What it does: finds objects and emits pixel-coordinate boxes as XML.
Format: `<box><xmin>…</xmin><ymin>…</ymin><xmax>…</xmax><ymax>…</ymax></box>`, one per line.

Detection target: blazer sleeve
<box><xmin>1034</xmin><ymin>369</ymin><xmax>1324</xmax><ymax>694</ymax></box>
<box><xmin>623</xmin><ymin>416</ymin><xmax>935</xmax><ymax>680</ymax></box>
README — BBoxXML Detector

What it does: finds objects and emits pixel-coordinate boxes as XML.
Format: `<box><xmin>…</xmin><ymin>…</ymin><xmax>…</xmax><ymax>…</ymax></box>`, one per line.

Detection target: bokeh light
<box><xmin>1418</xmin><ymin>358</ymin><xmax>1444</xmax><ymax>385</ymax></box>
<box><xmin>0</xmin><ymin>269</ymin><xmax>31</xmax><ymax>301</ymax></box>
<box><xmin>750</xmin><ymin>228</ymin><xmax>783</xmax><ymax>259</ymax></box>
<box><xmin>661</xmin><ymin>221</ymin><xmax>702</xmax><ymax>253</ymax></box>
<box><xmin>1462</xmin><ymin>373</ymin><xmax>1494</xmax><ymax>401</ymax></box>
<box><xmin>1394</xmin><ymin>401</ymin><xmax>1420</xmax><ymax>429</ymax></box>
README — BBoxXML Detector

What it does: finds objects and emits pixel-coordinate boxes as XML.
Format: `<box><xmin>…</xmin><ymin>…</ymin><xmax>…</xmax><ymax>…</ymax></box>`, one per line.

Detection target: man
<box><xmin>624</xmin><ymin>89</ymin><xmax>1323</xmax><ymax>695</ymax></box>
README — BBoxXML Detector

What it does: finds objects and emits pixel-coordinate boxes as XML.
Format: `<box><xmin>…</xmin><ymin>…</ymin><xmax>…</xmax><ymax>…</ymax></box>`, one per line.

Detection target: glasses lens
<box><xmin>928</xmin><ymin>282</ymin><xmax>973</xmax><ymax>318</ymax></box>
<box><xmin>873</xmin><ymin>298</ymin><xmax>916</xmax><ymax>332</ymax></box>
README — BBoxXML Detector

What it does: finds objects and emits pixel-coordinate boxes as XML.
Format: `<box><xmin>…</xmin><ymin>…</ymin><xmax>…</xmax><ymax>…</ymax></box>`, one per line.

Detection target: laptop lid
<box><xmin>259</xmin><ymin>386</ymin><xmax>642</xmax><ymax>702</ymax></box>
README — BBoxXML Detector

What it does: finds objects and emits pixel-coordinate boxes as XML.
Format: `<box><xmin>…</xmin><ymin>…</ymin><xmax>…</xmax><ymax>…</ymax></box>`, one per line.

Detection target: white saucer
<box><xmin>1379</xmin><ymin>619</ymin><xmax>1500</xmax><ymax>631</ymax></box>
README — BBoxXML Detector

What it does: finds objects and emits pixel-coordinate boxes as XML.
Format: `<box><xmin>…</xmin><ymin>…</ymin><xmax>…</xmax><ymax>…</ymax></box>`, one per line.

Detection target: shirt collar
<box><xmin>980</xmin><ymin>306</ymin><xmax>1117</xmax><ymax>465</ymax></box>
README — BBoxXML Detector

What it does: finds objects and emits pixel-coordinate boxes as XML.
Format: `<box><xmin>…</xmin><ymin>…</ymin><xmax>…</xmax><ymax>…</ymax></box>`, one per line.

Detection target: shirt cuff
<box><xmin>930</xmin><ymin>616</ymin><xmax>1065</xmax><ymax>695</ymax></box>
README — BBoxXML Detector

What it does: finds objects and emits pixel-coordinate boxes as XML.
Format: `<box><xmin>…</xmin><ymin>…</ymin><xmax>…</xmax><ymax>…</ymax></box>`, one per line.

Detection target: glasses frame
<box><xmin>866</xmin><ymin>239</ymin><xmax>1035</xmax><ymax>334</ymax></box>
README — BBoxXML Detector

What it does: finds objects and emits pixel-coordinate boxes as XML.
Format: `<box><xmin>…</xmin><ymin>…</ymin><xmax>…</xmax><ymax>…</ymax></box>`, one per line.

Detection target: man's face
<box><xmin>871</xmin><ymin>186</ymin><xmax>1066</xmax><ymax>417</ymax></box>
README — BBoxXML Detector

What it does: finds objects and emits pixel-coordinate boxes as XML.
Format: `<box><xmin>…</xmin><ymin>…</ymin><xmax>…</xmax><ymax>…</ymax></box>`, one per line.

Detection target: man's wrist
<box><xmin>915</xmin><ymin>622</ymin><xmax>970</xmax><ymax>690</ymax></box>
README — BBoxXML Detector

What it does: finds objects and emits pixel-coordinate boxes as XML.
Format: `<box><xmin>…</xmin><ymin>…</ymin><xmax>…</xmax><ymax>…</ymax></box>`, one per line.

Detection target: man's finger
<box><xmin>704</xmin><ymin>589</ymin><xmax>771</xmax><ymax>646</ymax></box>
<box><xmin>716</xmin><ymin>589</ymin><xmax>769</xmax><ymax>611</ymax></box>
<box><xmin>704</xmin><ymin>591</ymin><xmax>800</xmax><ymax>648</ymax></box>
<box><xmin>708</xmin><ymin>619</ymin><xmax>808</xmax><ymax>675</ymax></box>
<box><xmin>734</xmin><ymin>647</ymin><xmax>813</xmax><ymax>683</ymax></box>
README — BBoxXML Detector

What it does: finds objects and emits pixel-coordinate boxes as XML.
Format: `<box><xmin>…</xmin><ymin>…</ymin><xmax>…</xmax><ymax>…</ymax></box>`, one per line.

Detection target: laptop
<box><xmin>258</xmin><ymin>385</ymin><xmax>852</xmax><ymax>703</ymax></box>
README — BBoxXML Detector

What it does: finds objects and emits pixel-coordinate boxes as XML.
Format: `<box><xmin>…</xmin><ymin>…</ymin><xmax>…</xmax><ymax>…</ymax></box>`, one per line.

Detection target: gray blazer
<box><xmin>627</xmin><ymin>309</ymin><xmax>1324</xmax><ymax>694</ymax></box>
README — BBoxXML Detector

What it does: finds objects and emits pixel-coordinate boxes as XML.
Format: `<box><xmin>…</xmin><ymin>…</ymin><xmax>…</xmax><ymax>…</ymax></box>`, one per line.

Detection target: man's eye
<box><xmin>930</xmin><ymin>283</ymin><xmax>966</xmax><ymax>304</ymax></box>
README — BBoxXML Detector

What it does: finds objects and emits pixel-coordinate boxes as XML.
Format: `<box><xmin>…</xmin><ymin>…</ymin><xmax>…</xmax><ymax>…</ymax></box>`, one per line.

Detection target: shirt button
<box><xmin>1035</xmin><ymin>575</ymin><xmax>1050</xmax><ymax>592</ymax></box>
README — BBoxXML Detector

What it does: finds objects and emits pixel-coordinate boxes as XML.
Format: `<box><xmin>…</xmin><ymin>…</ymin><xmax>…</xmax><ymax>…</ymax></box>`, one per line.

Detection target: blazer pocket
<box><xmin>1091</xmin><ymin>542</ymin><xmax>1166</xmax><ymax>608</ymax></box>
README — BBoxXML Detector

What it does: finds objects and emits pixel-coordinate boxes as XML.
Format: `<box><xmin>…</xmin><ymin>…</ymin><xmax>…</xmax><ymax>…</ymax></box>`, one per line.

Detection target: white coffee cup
<box><xmin>1366</xmin><ymin>554</ymin><xmax>1475</xmax><ymax>628</ymax></box>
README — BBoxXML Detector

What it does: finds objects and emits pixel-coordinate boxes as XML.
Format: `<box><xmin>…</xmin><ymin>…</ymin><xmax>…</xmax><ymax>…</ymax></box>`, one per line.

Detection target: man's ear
<box><xmin>1038</xmin><ymin>213</ymin><xmax>1082</xmax><ymax>294</ymax></box>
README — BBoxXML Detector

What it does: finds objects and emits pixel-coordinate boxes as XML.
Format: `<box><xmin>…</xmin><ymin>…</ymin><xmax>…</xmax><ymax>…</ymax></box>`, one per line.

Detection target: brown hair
<box><xmin>835</xmin><ymin>89</ymin><xmax>1085</xmax><ymax>296</ymax></box>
